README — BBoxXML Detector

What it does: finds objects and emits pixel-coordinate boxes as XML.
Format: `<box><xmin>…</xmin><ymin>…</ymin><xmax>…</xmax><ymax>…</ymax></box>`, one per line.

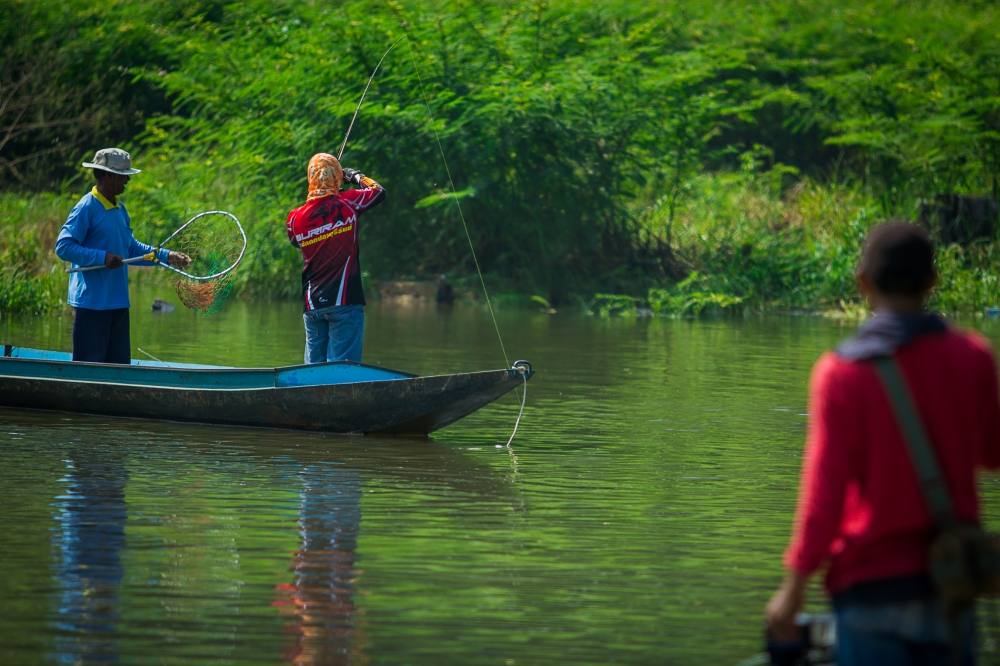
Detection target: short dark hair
<box><xmin>857</xmin><ymin>220</ymin><xmax>936</xmax><ymax>296</ymax></box>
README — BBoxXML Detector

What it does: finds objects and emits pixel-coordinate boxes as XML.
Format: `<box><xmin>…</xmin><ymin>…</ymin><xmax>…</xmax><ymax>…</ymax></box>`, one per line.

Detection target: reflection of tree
<box><xmin>51</xmin><ymin>449</ymin><xmax>126</xmax><ymax>664</ymax></box>
<box><xmin>275</xmin><ymin>464</ymin><xmax>365</xmax><ymax>666</ymax></box>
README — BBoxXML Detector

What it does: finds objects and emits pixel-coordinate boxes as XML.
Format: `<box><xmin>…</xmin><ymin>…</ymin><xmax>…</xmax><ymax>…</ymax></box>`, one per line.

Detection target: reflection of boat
<box><xmin>0</xmin><ymin>346</ymin><xmax>533</xmax><ymax>435</ymax></box>
<box><xmin>6</xmin><ymin>404</ymin><xmax>521</xmax><ymax>665</ymax></box>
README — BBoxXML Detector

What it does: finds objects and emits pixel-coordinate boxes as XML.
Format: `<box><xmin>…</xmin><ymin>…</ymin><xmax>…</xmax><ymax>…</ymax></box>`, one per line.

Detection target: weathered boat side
<box><xmin>1</xmin><ymin>346</ymin><xmax>413</xmax><ymax>387</ymax></box>
<box><xmin>0</xmin><ymin>347</ymin><xmax>532</xmax><ymax>435</ymax></box>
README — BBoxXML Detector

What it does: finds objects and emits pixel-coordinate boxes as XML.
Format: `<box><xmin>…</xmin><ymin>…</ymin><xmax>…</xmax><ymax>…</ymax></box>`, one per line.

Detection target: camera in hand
<box><xmin>766</xmin><ymin>613</ymin><xmax>835</xmax><ymax>666</ymax></box>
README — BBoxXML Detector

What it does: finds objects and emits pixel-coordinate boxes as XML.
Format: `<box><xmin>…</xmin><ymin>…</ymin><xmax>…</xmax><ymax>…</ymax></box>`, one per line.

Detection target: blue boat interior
<box><xmin>1</xmin><ymin>346</ymin><xmax>413</xmax><ymax>389</ymax></box>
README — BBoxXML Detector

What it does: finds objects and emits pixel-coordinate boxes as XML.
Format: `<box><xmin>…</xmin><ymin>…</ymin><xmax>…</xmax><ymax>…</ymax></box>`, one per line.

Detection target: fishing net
<box><xmin>175</xmin><ymin>279</ymin><xmax>234</xmax><ymax>313</ymax></box>
<box><xmin>160</xmin><ymin>210</ymin><xmax>247</xmax><ymax>313</ymax></box>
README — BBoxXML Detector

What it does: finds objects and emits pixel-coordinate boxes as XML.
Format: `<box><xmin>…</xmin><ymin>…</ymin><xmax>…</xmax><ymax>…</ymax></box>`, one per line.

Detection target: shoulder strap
<box><xmin>872</xmin><ymin>355</ymin><xmax>958</xmax><ymax>528</ymax></box>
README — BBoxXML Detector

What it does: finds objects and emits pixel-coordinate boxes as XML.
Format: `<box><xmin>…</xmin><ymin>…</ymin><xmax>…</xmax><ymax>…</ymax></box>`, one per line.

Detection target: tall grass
<box><xmin>5</xmin><ymin>175</ymin><xmax>997</xmax><ymax>318</ymax></box>
<box><xmin>625</xmin><ymin>166</ymin><xmax>999</xmax><ymax>318</ymax></box>
<box><xmin>0</xmin><ymin>192</ymin><xmax>70</xmax><ymax>315</ymax></box>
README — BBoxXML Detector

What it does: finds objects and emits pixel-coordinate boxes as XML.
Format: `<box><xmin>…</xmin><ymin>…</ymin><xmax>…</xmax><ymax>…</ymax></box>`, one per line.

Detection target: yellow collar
<box><xmin>91</xmin><ymin>186</ymin><xmax>119</xmax><ymax>210</ymax></box>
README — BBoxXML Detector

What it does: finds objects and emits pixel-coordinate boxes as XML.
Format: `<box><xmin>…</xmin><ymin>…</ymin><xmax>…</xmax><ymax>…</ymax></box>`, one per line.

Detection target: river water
<box><xmin>2</xmin><ymin>288</ymin><xmax>1000</xmax><ymax>664</ymax></box>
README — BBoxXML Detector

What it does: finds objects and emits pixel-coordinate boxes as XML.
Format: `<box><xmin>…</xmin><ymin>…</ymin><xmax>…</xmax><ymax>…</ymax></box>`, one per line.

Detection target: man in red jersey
<box><xmin>765</xmin><ymin>221</ymin><xmax>1000</xmax><ymax>664</ymax></box>
<box><xmin>286</xmin><ymin>153</ymin><xmax>385</xmax><ymax>363</ymax></box>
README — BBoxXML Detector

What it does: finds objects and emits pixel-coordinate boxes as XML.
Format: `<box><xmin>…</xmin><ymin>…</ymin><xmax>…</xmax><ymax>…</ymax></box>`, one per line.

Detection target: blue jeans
<box><xmin>835</xmin><ymin>598</ymin><xmax>976</xmax><ymax>665</ymax></box>
<box><xmin>303</xmin><ymin>304</ymin><xmax>364</xmax><ymax>363</ymax></box>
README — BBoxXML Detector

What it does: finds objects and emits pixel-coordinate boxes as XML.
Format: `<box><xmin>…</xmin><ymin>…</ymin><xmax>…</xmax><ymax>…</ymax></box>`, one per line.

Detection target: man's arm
<box><xmin>341</xmin><ymin>168</ymin><xmax>386</xmax><ymax>211</ymax></box>
<box><xmin>119</xmin><ymin>205</ymin><xmax>170</xmax><ymax>265</ymax></box>
<box><xmin>54</xmin><ymin>203</ymin><xmax>107</xmax><ymax>268</ymax></box>
<box><xmin>125</xmin><ymin>238</ymin><xmax>187</xmax><ymax>267</ymax></box>
<box><xmin>126</xmin><ymin>235</ymin><xmax>170</xmax><ymax>265</ymax></box>
<box><xmin>286</xmin><ymin>211</ymin><xmax>300</xmax><ymax>248</ymax></box>
<box><xmin>766</xmin><ymin>354</ymin><xmax>855</xmax><ymax>638</ymax></box>
<box><xmin>766</xmin><ymin>570</ymin><xmax>809</xmax><ymax>641</ymax></box>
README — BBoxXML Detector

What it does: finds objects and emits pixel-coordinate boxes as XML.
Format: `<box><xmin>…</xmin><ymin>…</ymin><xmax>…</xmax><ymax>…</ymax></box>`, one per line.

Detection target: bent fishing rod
<box><xmin>333</xmin><ymin>34</ymin><xmax>527</xmax><ymax>444</ymax></box>
<box><xmin>337</xmin><ymin>36</ymin><xmax>513</xmax><ymax>365</ymax></box>
<box><xmin>337</xmin><ymin>35</ymin><xmax>407</xmax><ymax>161</ymax></box>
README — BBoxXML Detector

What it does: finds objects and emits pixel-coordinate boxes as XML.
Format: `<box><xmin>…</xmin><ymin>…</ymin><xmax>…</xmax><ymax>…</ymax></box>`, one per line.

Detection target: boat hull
<box><xmin>0</xmin><ymin>348</ymin><xmax>531</xmax><ymax>435</ymax></box>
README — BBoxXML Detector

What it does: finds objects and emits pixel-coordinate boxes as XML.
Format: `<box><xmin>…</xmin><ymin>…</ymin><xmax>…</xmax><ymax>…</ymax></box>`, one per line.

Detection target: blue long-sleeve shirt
<box><xmin>55</xmin><ymin>187</ymin><xmax>169</xmax><ymax>310</ymax></box>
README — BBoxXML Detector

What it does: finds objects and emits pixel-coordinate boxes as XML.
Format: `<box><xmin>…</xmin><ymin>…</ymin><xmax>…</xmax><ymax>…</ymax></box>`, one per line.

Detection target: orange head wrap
<box><xmin>306</xmin><ymin>153</ymin><xmax>343</xmax><ymax>201</ymax></box>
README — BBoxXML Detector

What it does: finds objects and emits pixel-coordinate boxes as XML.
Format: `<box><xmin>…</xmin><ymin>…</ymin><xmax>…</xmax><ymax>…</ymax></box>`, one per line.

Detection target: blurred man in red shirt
<box><xmin>766</xmin><ymin>221</ymin><xmax>1000</xmax><ymax>664</ymax></box>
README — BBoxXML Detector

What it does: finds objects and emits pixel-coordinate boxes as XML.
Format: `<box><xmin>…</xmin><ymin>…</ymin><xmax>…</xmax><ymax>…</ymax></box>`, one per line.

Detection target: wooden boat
<box><xmin>0</xmin><ymin>345</ymin><xmax>533</xmax><ymax>435</ymax></box>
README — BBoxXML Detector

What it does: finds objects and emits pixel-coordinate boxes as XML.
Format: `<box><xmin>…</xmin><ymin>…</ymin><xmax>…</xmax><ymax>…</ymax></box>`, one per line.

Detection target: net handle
<box><xmin>158</xmin><ymin>210</ymin><xmax>248</xmax><ymax>282</ymax></box>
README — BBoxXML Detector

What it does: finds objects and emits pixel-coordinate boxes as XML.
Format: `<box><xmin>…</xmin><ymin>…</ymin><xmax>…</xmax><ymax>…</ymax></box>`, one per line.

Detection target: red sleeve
<box><xmin>285</xmin><ymin>209</ymin><xmax>299</xmax><ymax>247</ymax></box>
<box><xmin>342</xmin><ymin>176</ymin><xmax>385</xmax><ymax>213</ymax></box>
<box><xmin>784</xmin><ymin>353</ymin><xmax>857</xmax><ymax>575</ymax></box>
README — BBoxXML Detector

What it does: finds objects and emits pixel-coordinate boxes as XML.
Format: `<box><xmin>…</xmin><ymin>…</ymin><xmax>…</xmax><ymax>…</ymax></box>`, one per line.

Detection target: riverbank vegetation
<box><xmin>1</xmin><ymin>0</ymin><xmax>997</xmax><ymax>316</ymax></box>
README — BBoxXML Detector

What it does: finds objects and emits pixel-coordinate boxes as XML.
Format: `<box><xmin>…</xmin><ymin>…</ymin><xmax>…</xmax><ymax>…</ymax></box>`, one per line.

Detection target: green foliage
<box><xmin>1</xmin><ymin>0</ymin><xmax>998</xmax><ymax>314</ymax></box>
<box><xmin>0</xmin><ymin>267</ymin><xmax>63</xmax><ymax>315</ymax></box>
<box><xmin>0</xmin><ymin>0</ymin><xmax>184</xmax><ymax>187</ymax></box>
<box><xmin>797</xmin><ymin>5</ymin><xmax>1000</xmax><ymax>200</ymax></box>
<box><xmin>413</xmin><ymin>187</ymin><xmax>476</xmax><ymax>210</ymax></box>
<box><xmin>647</xmin><ymin>272</ymin><xmax>743</xmax><ymax>317</ymax></box>
<box><xmin>0</xmin><ymin>192</ymin><xmax>69</xmax><ymax>313</ymax></box>
<box><xmin>589</xmin><ymin>294</ymin><xmax>639</xmax><ymax>318</ymax></box>
<box><xmin>529</xmin><ymin>294</ymin><xmax>554</xmax><ymax>312</ymax></box>
<box><xmin>647</xmin><ymin>164</ymin><xmax>878</xmax><ymax>312</ymax></box>
<box><xmin>931</xmin><ymin>243</ymin><xmax>1000</xmax><ymax>315</ymax></box>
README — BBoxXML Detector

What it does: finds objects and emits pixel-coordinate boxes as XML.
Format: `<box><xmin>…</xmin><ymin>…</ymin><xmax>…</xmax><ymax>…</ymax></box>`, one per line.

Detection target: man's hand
<box><xmin>104</xmin><ymin>252</ymin><xmax>124</xmax><ymax>269</ymax></box>
<box><xmin>342</xmin><ymin>167</ymin><xmax>363</xmax><ymax>186</ymax></box>
<box><xmin>765</xmin><ymin>572</ymin><xmax>807</xmax><ymax>642</ymax></box>
<box><xmin>168</xmin><ymin>251</ymin><xmax>192</xmax><ymax>268</ymax></box>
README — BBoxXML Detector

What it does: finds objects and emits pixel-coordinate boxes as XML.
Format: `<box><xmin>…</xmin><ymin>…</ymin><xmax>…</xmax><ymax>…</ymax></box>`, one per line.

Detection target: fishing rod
<box><xmin>340</xmin><ymin>35</ymin><xmax>526</xmax><ymax>444</ymax></box>
<box><xmin>337</xmin><ymin>35</ymin><xmax>407</xmax><ymax>161</ymax></box>
<box><xmin>335</xmin><ymin>35</ymin><xmax>510</xmax><ymax>365</ymax></box>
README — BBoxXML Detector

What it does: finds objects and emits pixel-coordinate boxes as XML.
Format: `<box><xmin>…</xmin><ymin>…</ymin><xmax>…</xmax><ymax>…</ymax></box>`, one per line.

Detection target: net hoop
<box><xmin>158</xmin><ymin>210</ymin><xmax>247</xmax><ymax>282</ymax></box>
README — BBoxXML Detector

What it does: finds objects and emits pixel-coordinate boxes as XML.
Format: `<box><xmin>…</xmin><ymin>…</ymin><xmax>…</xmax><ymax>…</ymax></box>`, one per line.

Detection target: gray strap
<box><xmin>873</xmin><ymin>356</ymin><xmax>958</xmax><ymax>528</ymax></box>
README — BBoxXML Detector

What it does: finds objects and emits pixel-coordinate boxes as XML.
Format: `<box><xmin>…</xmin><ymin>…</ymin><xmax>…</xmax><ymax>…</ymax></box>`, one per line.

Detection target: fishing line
<box><xmin>342</xmin><ymin>36</ymin><xmax>526</xmax><ymax>446</ymax></box>
<box><xmin>136</xmin><ymin>347</ymin><xmax>162</xmax><ymax>363</ymax></box>
<box><xmin>500</xmin><ymin>372</ymin><xmax>528</xmax><ymax>450</ymax></box>
<box><xmin>404</xmin><ymin>44</ymin><xmax>510</xmax><ymax>368</ymax></box>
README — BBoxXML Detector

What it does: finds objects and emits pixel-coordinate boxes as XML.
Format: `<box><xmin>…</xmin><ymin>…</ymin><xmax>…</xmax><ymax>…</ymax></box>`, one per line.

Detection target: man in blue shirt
<box><xmin>55</xmin><ymin>148</ymin><xmax>190</xmax><ymax>364</ymax></box>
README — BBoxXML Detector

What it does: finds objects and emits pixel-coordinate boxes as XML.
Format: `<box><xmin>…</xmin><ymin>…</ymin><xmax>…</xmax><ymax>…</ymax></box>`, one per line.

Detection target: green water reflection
<box><xmin>2</xmin><ymin>287</ymin><xmax>1000</xmax><ymax>664</ymax></box>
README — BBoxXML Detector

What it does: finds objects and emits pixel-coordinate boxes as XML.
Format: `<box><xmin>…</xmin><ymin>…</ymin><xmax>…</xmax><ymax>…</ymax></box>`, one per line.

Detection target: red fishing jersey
<box><xmin>286</xmin><ymin>178</ymin><xmax>385</xmax><ymax>311</ymax></box>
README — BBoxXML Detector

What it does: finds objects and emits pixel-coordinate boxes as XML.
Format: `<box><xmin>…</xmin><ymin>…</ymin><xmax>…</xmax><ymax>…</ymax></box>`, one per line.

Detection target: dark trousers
<box><xmin>72</xmin><ymin>308</ymin><xmax>131</xmax><ymax>364</ymax></box>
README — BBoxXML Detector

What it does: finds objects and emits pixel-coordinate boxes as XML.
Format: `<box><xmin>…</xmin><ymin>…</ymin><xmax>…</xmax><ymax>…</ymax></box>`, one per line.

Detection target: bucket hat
<box><xmin>82</xmin><ymin>148</ymin><xmax>141</xmax><ymax>175</ymax></box>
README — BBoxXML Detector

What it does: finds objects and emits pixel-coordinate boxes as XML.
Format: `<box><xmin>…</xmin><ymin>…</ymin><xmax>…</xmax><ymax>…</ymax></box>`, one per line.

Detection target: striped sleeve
<box><xmin>285</xmin><ymin>210</ymin><xmax>300</xmax><ymax>247</ymax></box>
<box><xmin>342</xmin><ymin>176</ymin><xmax>385</xmax><ymax>212</ymax></box>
